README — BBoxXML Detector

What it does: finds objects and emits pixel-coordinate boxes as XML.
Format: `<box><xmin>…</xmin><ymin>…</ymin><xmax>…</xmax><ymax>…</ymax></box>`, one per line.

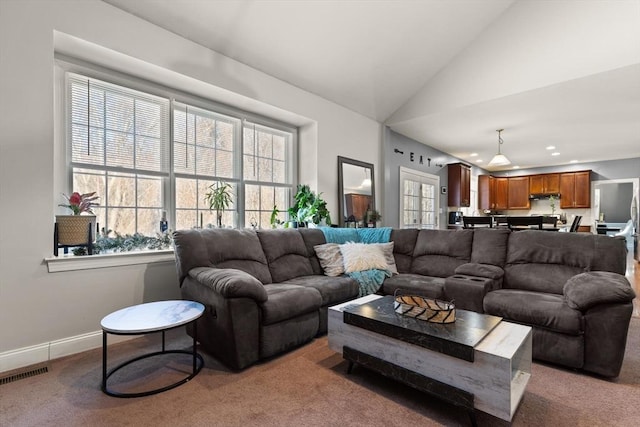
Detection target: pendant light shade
<box><xmin>488</xmin><ymin>129</ymin><xmax>511</xmax><ymax>166</ymax></box>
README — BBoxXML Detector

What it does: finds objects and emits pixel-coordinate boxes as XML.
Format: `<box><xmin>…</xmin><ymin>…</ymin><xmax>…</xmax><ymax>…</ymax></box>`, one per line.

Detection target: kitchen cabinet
<box><xmin>529</xmin><ymin>173</ymin><xmax>560</xmax><ymax>194</ymax></box>
<box><xmin>478</xmin><ymin>175</ymin><xmax>493</xmax><ymax>210</ymax></box>
<box><xmin>507</xmin><ymin>176</ymin><xmax>531</xmax><ymax>209</ymax></box>
<box><xmin>448</xmin><ymin>163</ymin><xmax>471</xmax><ymax>207</ymax></box>
<box><xmin>494</xmin><ymin>177</ymin><xmax>509</xmax><ymax>210</ymax></box>
<box><xmin>479</xmin><ymin>175</ymin><xmax>510</xmax><ymax>210</ymax></box>
<box><xmin>559</xmin><ymin>171</ymin><xmax>591</xmax><ymax>208</ymax></box>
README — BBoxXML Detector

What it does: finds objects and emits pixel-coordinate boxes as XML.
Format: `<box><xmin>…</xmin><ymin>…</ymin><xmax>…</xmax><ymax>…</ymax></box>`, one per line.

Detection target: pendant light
<box><xmin>488</xmin><ymin>129</ymin><xmax>511</xmax><ymax>167</ymax></box>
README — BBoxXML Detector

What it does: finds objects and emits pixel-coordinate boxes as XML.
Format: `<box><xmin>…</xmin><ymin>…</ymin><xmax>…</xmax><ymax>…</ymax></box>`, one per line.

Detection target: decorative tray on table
<box><xmin>393</xmin><ymin>294</ymin><xmax>456</xmax><ymax>324</ymax></box>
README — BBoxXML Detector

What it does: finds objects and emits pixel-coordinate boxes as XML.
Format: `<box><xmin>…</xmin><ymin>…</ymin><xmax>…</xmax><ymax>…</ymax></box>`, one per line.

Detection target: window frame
<box><xmin>56</xmin><ymin>57</ymin><xmax>298</xmax><ymax>238</ymax></box>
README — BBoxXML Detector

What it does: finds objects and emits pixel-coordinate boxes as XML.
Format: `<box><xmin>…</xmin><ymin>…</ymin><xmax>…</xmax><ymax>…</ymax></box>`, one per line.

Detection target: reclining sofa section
<box><xmin>173</xmin><ymin>227</ymin><xmax>635</xmax><ymax>377</ymax></box>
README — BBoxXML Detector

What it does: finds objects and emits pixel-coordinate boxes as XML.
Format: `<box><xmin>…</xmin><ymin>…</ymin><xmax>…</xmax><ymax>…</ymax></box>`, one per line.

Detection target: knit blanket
<box><xmin>320</xmin><ymin>227</ymin><xmax>393</xmax><ymax>296</ymax></box>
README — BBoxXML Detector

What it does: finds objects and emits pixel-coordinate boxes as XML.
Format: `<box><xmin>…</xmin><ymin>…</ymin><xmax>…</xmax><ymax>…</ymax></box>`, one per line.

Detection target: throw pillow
<box><xmin>371</xmin><ymin>242</ymin><xmax>398</xmax><ymax>275</ymax></box>
<box><xmin>340</xmin><ymin>242</ymin><xmax>388</xmax><ymax>273</ymax></box>
<box><xmin>314</xmin><ymin>243</ymin><xmax>344</xmax><ymax>277</ymax></box>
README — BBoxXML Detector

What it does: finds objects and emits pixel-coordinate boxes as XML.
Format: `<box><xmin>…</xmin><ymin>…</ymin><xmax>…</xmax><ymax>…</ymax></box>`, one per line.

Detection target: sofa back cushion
<box><xmin>173</xmin><ymin>228</ymin><xmax>272</xmax><ymax>285</ymax></box>
<box><xmin>471</xmin><ymin>228</ymin><xmax>510</xmax><ymax>266</ymax></box>
<box><xmin>504</xmin><ymin>230</ymin><xmax>597</xmax><ymax>294</ymax></box>
<box><xmin>410</xmin><ymin>229</ymin><xmax>473</xmax><ymax>277</ymax></box>
<box><xmin>297</xmin><ymin>228</ymin><xmax>327</xmax><ymax>275</ymax></box>
<box><xmin>257</xmin><ymin>229</ymin><xmax>314</xmax><ymax>282</ymax></box>
<box><xmin>390</xmin><ymin>229</ymin><xmax>419</xmax><ymax>273</ymax></box>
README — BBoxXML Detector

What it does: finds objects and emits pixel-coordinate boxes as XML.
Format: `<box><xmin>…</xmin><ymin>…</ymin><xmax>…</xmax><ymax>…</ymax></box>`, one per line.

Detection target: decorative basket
<box><xmin>55</xmin><ymin>215</ymin><xmax>96</xmax><ymax>245</ymax></box>
<box><xmin>393</xmin><ymin>294</ymin><xmax>456</xmax><ymax>324</ymax></box>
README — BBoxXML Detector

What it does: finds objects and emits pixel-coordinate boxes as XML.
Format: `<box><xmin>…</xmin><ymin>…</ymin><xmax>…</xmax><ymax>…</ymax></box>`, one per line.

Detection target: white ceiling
<box><xmin>103</xmin><ymin>0</ymin><xmax>640</xmax><ymax>171</ymax></box>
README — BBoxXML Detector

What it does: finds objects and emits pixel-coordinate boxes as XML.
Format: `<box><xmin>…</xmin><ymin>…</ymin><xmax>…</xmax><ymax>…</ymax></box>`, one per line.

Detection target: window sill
<box><xmin>44</xmin><ymin>249</ymin><xmax>175</xmax><ymax>273</ymax></box>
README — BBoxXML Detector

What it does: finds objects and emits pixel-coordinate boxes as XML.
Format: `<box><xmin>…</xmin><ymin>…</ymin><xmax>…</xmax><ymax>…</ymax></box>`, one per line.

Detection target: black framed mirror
<box><xmin>337</xmin><ymin>156</ymin><xmax>375</xmax><ymax>227</ymax></box>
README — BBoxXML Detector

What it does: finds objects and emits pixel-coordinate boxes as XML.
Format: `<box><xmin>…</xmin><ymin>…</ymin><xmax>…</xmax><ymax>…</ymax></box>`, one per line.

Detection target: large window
<box><xmin>66</xmin><ymin>72</ymin><xmax>295</xmax><ymax>236</ymax></box>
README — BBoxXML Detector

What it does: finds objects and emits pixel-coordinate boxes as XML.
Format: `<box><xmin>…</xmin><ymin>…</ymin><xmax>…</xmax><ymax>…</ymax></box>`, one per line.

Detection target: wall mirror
<box><xmin>337</xmin><ymin>156</ymin><xmax>375</xmax><ymax>227</ymax></box>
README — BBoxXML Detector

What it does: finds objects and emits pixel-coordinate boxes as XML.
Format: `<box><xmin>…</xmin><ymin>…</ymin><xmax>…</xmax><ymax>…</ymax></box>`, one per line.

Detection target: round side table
<box><xmin>101</xmin><ymin>300</ymin><xmax>204</xmax><ymax>398</ymax></box>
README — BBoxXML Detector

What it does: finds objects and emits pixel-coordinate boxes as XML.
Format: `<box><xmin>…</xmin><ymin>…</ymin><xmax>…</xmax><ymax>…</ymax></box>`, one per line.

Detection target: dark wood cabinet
<box><xmin>448</xmin><ymin>163</ymin><xmax>471</xmax><ymax>207</ymax></box>
<box><xmin>529</xmin><ymin>173</ymin><xmax>560</xmax><ymax>194</ymax></box>
<box><xmin>494</xmin><ymin>177</ymin><xmax>509</xmax><ymax>210</ymax></box>
<box><xmin>507</xmin><ymin>176</ymin><xmax>531</xmax><ymax>209</ymax></box>
<box><xmin>478</xmin><ymin>175</ymin><xmax>493</xmax><ymax>210</ymax></box>
<box><xmin>559</xmin><ymin>171</ymin><xmax>591</xmax><ymax>208</ymax></box>
<box><xmin>344</xmin><ymin>193</ymin><xmax>372</xmax><ymax>221</ymax></box>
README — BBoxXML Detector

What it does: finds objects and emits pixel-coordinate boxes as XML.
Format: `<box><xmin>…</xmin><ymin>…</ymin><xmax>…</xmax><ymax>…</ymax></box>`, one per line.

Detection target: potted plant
<box><xmin>287</xmin><ymin>184</ymin><xmax>331</xmax><ymax>227</ymax></box>
<box><xmin>367</xmin><ymin>209</ymin><xmax>382</xmax><ymax>227</ymax></box>
<box><xmin>205</xmin><ymin>181</ymin><xmax>233</xmax><ymax>228</ymax></box>
<box><xmin>56</xmin><ymin>191</ymin><xmax>100</xmax><ymax>247</ymax></box>
<box><xmin>270</xmin><ymin>205</ymin><xmax>285</xmax><ymax>228</ymax></box>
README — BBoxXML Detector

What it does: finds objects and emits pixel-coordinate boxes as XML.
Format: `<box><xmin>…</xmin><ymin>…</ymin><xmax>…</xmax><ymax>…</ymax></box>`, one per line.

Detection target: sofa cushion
<box><xmin>454</xmin><ymin>263</ymin><xmax>504</xmax><ymax>280</ymax></box>
<box><xmin>261</xmin><ymin>284</ymin><xmax>322</xmax><ymax>325</ymax></box>
<box><xmin>592</xmin><ymin>235</ymin><xmax>627</xmax><ymax>274</ymax></box>
<box><xmin>281</xmin><ymin>275</ymin><xmax>359</xmax><ymax>306</ymax></box>
<box><xmin>564</xmin><ymin>271</ymin><xmax>635</xmax><ymax>311</ymax></box>
<box><xmin>257</xmin><ymin>229</ymin><xmax>314</xmax><ymax>282</ymax></box>
<box><xmin>182</xmin><ymin>228</ymin><xmax>273</xmax><ymax>284</ymax></box>
<box><xmin>410</xmin><ymin>229</ymin><xmax>473</xmax><ymax>277</ymax></box>
<box><xmin>390</xmin><ymin>229</ymin><xmax>419</xmax><ymax>273</ymax></box>
<box><xmin>504</xmin><ymin>230</ymin><xmax>593</xmax><ymax>294</ymax></box>
<box><xmin>484</xmin><ymin>289</ymin><xmax>582</xmax><ymax>335</ymax></box>
<box><xmin>381</xmin><ymin>274</ymin><xmax>446</xmax><ymax>300</ymax></box>
<box><xmin>470</xmin><ymin>228</ymin><xmax>510</xmax><ymax>267</ymax></box>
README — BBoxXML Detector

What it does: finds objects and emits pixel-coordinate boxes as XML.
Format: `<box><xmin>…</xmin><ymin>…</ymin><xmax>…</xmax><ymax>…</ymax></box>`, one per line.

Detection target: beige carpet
<box><xmin>2</xmin><ymin>318</ymin><xmax>640</xmax><ymax>427</ymax></box>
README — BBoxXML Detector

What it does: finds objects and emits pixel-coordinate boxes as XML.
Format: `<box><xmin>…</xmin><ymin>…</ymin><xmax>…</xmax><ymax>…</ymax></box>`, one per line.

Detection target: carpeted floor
<box><xmin>2</xmin><ymin>318</ymin><xmax>639</xmax><ymax>427</ymax></box>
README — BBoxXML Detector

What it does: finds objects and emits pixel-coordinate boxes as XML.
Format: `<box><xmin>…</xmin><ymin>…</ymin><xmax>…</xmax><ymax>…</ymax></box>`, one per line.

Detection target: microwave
<box><xmin>448</xmin><ymin>211</ymin><xmax>463</xmax><ymax>225</ymax></box>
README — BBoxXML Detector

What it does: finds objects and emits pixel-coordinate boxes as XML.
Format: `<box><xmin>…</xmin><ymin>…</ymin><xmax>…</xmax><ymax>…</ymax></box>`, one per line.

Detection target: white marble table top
<box><xmin>101</xmin><ymin>300</ymin><xmax>204</xmax><ymax>334</ymax></box>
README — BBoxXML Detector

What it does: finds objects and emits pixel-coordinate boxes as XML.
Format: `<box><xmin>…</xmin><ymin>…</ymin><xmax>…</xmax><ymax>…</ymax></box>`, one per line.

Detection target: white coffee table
<box><xmin>101</xmin><ymin>300</ymin><xmax>204</xmax><ymax>397</ymax></box>
<box><xmin>328</xmin><ymin>294</ymin><xmax>532</xmax><ymax>423</ymax></box>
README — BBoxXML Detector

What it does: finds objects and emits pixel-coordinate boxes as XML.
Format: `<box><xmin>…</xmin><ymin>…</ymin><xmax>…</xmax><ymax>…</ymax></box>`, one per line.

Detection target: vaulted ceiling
<box><xmin>103</xmin><ymin>0</ymin><xmax>640</xmax><ymax>171</ymax></box>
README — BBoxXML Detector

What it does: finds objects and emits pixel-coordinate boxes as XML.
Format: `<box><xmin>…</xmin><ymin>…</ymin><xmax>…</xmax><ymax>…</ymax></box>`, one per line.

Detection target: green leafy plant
<box><xmin>287</xmin><ymin>184</ymin><xmax>331</xmax><ymax>226</ymax></box>
<box><xmin>270</xmin><ymin>205</ymin><xmax>284</xmax><ymax>228</ymax></box>
<box><xmin>205</xmin><ymin>181</ymin><xmax>233</xmax><ymax>227</ymax></box>
<box><xmin>367</xmin><ymin>209</ymin><xmax>382</xmax><ymax>223</ymax></box>
<box><xmin>71</xmin><ymin>228</ymin><xmax>173</xmax><ymax>256</ymax></box>
<box><xmin>549</xmin><ymin>195</ymin><xmax>556</xmax><ymax>215</ymax></box>
<box><xmin>59</xmin><ymin>191</ymin><xmax>99</xmax><ymax>215</ymax></box>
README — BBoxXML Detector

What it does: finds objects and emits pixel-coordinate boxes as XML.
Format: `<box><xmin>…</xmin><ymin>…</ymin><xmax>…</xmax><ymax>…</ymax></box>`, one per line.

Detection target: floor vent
<box><xmin>0</xmin><ymin>366</ymin><xmax>49</xmax><ymax>385</ymax></box>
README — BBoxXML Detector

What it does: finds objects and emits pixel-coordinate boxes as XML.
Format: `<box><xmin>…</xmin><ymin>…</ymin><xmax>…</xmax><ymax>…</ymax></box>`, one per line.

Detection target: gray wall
<box><xmin>382</xmin><ymin>128</ymin><xmax>486</xmax><ymax>228</ymax></box>
<box><xmin>598</xmin><ymin>182</ymin><xmax>633</xmax><ymax>223</ymax></box>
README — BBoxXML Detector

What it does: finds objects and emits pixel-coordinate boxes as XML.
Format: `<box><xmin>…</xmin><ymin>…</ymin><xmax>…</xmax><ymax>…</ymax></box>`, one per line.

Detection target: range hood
<box><xmin>529</xmin><ymin>193</ymin><xmax>561</xmax><ymax>200</ymax></box>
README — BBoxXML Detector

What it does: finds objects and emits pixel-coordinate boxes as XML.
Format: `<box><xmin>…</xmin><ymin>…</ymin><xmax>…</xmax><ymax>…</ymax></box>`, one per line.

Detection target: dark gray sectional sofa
<box><xmin>173</xmin><ymin>227</ymin><xmax>635</xmax><ymax>377</ymax></box>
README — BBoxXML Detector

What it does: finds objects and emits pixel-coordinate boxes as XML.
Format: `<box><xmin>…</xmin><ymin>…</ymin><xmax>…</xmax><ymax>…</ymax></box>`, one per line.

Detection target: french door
<box><xmin>399</xmin><ymin>167</ymin><xmax>440</xmax><ymax>229</ymax></box>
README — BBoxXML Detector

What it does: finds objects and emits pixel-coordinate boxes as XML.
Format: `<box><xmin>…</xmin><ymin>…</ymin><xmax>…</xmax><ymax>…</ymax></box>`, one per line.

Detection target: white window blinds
<box><xmin>67</xmin><ymin>73</ymin><xmax>170</xmax><ymax>175</ymax></box>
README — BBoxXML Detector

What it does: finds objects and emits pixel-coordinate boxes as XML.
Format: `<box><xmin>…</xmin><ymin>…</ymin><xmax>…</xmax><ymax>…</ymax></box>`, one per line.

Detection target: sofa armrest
<box><xmin>189</xmin><ymin>267</ymin><xmax>268</xmax><ymax>303</ymax></box>
<box><xmin>454</xmin><ymin>263</ymin><xmax>504</xmax><ymax>280</ymax></box>
<box><xmin>563</xmin><ymin>271</ymin><xmax>635</xmax><ymax>311</ymax></box>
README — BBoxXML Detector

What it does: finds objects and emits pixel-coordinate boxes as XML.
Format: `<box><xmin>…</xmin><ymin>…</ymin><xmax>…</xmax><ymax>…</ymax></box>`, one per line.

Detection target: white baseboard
<box><xmin>0</xmin><ymin>331</ymin><xmax>134</xmax><ymax>374</ymax></box>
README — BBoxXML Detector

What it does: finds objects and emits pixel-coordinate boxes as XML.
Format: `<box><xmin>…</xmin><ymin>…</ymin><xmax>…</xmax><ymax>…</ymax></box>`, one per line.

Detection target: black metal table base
<box><xmin>102</xmin><ymin>322</ymin><xmax>203</xmax><ymax>398</ymax></box>
<box><xmin>344</xmin><ymin>346</ymin><xmax>477</xmax><ymax>427</ymax></box>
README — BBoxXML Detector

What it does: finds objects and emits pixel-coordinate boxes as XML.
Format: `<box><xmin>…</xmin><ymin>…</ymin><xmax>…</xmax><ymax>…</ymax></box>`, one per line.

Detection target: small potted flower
<box><xmin>56</xmin><ymin>192</ymin><xmax>100</xmax><ymax>247</ymax></box>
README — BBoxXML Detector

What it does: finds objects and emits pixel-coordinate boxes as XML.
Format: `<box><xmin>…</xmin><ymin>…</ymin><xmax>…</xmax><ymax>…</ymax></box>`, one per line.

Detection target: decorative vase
<box><xmin>55</xmin><ymin>215</ymin><xmax>96</xmax><ymax>246</ymax></box>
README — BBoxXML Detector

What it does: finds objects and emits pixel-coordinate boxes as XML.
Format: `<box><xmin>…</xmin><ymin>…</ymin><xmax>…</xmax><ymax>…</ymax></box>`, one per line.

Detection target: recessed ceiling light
<box><xmin>546</xmin><ymin>145</ymin><xmax>556</xmax><ymax>150</ymax></box>
<box><xmin>475</xmin><ymin>159</ymin><xmax>483</xmax><ymax>163</ymax></box>
<box><xmin>512</xmin><ymin>166</ymin><xmax>520</xmax><ymax>169</ymax></box>
<box><xmin>570</xmin><ymin>160</ymin><xmax>578</xmax><ymax>163</ymax></box>
<box><xmin>551</xmin><ymin>152</ymin><xmax>560</xmax><ymax>156</ymax></box>
<box><xmin>470</xmin><ymin>153</ymin><xmax>478</xmax><ymax>157</ymax></box>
